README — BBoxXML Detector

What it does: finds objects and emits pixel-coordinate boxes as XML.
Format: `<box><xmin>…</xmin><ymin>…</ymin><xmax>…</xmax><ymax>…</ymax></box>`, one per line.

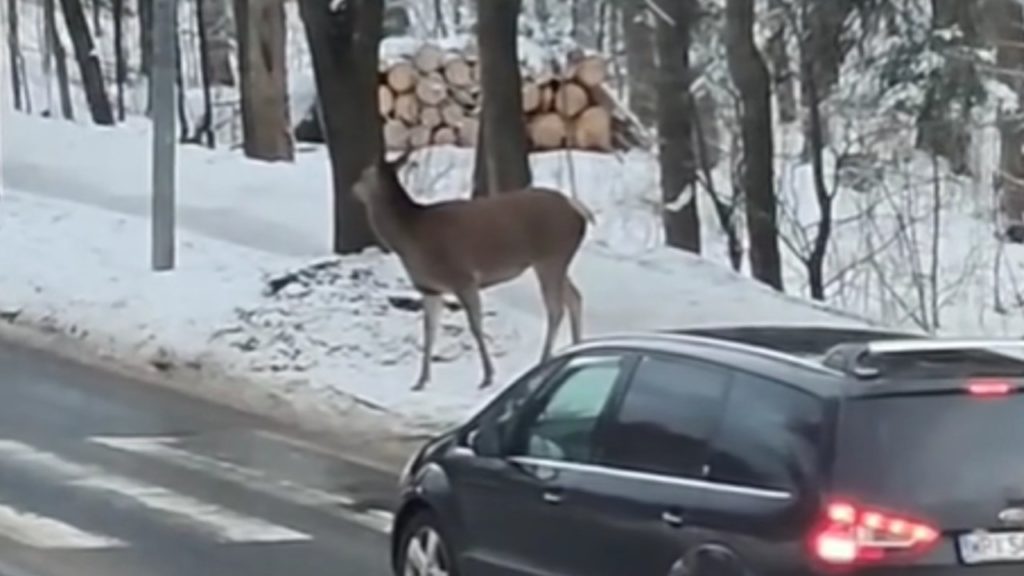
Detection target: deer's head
<box><xmin>353</xmin><ymin>150</ymin><xmax>413</xmax><ymax>206</ymax></box>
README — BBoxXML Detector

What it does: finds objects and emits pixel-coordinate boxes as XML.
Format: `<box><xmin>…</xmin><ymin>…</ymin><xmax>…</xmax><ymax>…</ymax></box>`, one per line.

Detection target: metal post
<box><xmin>151</xmin><ymin>0</ymin><xmax>176</xmax><ymax>271</ymax></box>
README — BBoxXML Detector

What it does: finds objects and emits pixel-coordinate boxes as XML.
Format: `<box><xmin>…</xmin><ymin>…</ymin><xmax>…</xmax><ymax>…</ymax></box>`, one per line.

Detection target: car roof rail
<box><xmin>823</xmin><ymin>338</ymin><xmax>1024</xmax><ymax>380</ymax></box>
<box><xmin>667</xmin><ymin>324</ymin><xmax>923</xmax><ymax>357</ymax></box>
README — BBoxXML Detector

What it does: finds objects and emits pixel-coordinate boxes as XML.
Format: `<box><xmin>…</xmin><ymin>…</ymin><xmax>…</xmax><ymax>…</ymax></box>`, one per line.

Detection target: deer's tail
<box><xmin>567</xmin><ymin>196</ymin><xmax>597</xmax><ymax>227</ymax></box>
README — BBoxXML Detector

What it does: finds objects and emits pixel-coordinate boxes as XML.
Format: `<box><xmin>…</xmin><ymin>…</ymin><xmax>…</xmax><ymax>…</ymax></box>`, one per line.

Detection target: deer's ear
<box><xmin>385</xmin><ymin>148</ymin><xmax>413</xmax><ymax>171</ymax></box>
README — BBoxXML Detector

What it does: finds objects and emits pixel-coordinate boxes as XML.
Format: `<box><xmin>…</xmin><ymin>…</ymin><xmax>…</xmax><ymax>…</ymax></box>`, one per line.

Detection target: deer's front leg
<box><xmin>455</xmin><ymin>287</ymin><xmax>494</xmax><ymax>389</ymax></box>
<box><xmin>413</xmin><ymin>293</ymin><xmax>443</xmax><ymax>391</ymax></box>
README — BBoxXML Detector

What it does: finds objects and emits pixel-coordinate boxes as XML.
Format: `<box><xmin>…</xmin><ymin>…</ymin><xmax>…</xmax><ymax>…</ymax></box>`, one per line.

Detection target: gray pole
<box><xmin>151</xmin><ymin>0</ymin><xmax>176</xmax><ymax>271</ymax></box>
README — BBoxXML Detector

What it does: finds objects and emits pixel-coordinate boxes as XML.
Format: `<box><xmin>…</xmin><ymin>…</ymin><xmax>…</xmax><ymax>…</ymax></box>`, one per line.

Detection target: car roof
<box><xmin>558</xmin><ymin>325</ymin><xmax>1024</xmax><ymax>399</ymax></box>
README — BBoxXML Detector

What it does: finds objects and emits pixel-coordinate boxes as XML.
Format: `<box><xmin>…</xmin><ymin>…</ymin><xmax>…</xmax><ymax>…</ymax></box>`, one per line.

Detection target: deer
<box><xmin>352</xmin><ymin>152</ymin><xmax>594</xmax><ymax>391</ymax></box>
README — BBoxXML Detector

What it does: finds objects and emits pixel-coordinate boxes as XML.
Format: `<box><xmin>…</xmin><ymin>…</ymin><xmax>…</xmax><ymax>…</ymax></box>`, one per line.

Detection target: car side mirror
<box><xmin>468</xmin><ymin>424</ymin><xmax>504</xmax><ymax>458</ymax></box>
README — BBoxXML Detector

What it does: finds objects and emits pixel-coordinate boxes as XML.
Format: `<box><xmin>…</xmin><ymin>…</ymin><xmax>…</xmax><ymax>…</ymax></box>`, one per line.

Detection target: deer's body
<box><xmin>354</xmin><ymin>157</ymin><xmax>591</xmax><ymax>390</ymax></box>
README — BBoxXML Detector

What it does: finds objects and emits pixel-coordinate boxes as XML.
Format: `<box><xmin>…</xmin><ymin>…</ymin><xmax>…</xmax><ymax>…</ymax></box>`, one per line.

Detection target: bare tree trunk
<box><xmin>765</xmin><ymin>0</ymin><xmax>796</xmax><ymax>124</ymax></box>
<box><xmin>62</xmin><ymin>0</ymin><xmax>115</xmax><ymax>125</ymax></box>
<box><xmin>434</xmin><ymin>0</ymin><xmax>448</xmax><ymax>36</ymax></box>
<box><xmin>725</xmin><ymin>0</ymin><xmax>783</xmax><ymax>291</ymax></box>
<box><xmin>473</xmin><ymin>0</ymin><xmax>531</xmax><ymax>197</ymax></box>
<box><xmin>200</xmin><ymin>0</ymin><xmax>234</xmax><ymax>86</ymax></box>
<box><xmin>7</xmin><ymin>0</ymin><xmax>24</xmax><ymax>110</ymax></box>
<box><xmin>800</xmin><ymin>19</ymin><xmax>832</xmax><ymax>301</ymax></box>
<box><xmin>175</xmin><ymin>24</ymin><xmax>190</xmax><ymax>141</ymax></box>
<box><xmin>193</xmin><ymin>0</ymin><xmax>215</xmax><ymax>146</ymax></box>
<box><xmin>45</xmin><ymin>0</ymin><xmax>74</xmax><ymax>119</ymax></box>
<box><xmin>139</xmin><ymin>0</ymin><xmax>152</xmax><ymax>79</ymax></box>
<box><xmin>656</xmin><ymin>0</ymin><xmax>700</xmax><ymax>253</ymax></box>
<box><xmin>572</xmin><ymin>0</ymin><xmax>599</xmax><ymax>48</ymax></box>
<box><xmin>981</xmin><ymin>0</ymin><xmax>1024</xmax><ymax>237</ymax></box>
<box><xmin>113</xmin><ymin>0</ymin><xmax>126</xmax><ymax>120</ymax></box>
<box><xmin>298</xmin><ymin>0</ymin><xmax>383</xmax><ymax>254</ymax></box>
<box><xmin>235</xmin><ymin>0</ymin><xmax>293</xmax><ymax>161</ymax></box>
<box><xmin>621</xmin><ymin>0</ymin><xmax>656</xmax><ymax>126</ymax></box>
<box><xmin>92</xmin><ymin>0</ymin><xmax>102</xmax><ymax>36</ymax></box>
<box><xmin>916</xmin><ymin>0</ymin><xmax>978</xmax><ymax>175</ymax></box>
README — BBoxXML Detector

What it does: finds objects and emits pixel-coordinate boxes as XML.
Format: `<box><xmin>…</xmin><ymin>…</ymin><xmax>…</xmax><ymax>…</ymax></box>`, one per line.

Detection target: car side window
<box><xmin>599</xmin><ymin>354</ymin><xmax>732</xmax><ymax>479</ymax></box>
<box><xmin>707</xmin><ymin>371</ymin><xmax>825</xmax><ymax>493</ymax></box>
<box><xmin>511</xmin><ymin>355</ymin><xmax>628</xmax><ymax>464</ymax></box>
<box><xmin>467</xmin><ymin>358</ymin><xmax>566</xmax><ymax>447</ymax></box>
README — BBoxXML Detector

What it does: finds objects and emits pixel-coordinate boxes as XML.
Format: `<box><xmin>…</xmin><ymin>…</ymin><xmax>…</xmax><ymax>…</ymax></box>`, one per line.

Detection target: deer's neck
<box><xmin>366</xmin><ymin>185</ymin><xmax>422</xmax><ymax>251</ymax></box>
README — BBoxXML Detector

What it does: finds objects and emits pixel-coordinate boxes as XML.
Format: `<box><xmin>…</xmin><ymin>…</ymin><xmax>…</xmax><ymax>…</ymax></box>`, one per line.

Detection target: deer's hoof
<box><xmin>411</xmin><ymin>380</ymin><xmax>428</xmax><ymax>392</ymax></box>
<box><xmin>478</xmin><ymin>377</ymin><xmax>494</xmax><ymax>390</ymax></box>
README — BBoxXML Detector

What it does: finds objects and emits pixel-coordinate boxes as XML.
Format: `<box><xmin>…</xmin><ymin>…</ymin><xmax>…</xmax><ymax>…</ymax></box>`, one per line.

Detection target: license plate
<box><xmin>959</xmin><ymin>531</ymin><xmax>1024</xmax><ymax>564</ymax></box>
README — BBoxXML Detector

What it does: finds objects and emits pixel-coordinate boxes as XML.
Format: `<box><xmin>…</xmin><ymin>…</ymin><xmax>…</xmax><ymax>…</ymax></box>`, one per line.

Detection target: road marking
<box><xmin>0</xmin><ymin>440</ymin><xmax>312</xmax><ymax>543</ymax></box>
<box><xmin>89</xmin><ymin>435</ymin><xmax>395</xmax><ymax>534</ymax></box>
<box><xmin>0</xmin><ymin>500</ymin><xmax>126</xmax><ymax>549</ymax></box>
<box><xmin>89</xmin><ymin>436</ymin><xmax>357</xmax><ymax>507</ymax></box>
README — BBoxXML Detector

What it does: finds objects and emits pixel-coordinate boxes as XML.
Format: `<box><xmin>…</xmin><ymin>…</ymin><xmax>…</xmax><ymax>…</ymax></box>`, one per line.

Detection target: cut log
<box><xmin>415</xmin><ymin>72</ymin><xmax>447</xmax><ymax>106</ymax></box>
<box><xmin>469</xmin><ymin>62</ymin><xmax>480</xmax><ymax>85</ymax></box>
<box><xmin>441</xmin><ymin>101</ymin><xmax>465</xmax><ymax>126</ymax></box>
<box><xmin>433</xmin><ymin>126</ymin><xmax>458</xmax><ymax>146</ymax></box>
<box><xmin>384</xmin><ymin>119</ymin><xmax>410</xmax><ymax>151</ymax></box>
<box><xmin>522</xmin><ymin>81</ymin><xmax>542</xmax><ymax>113</ymax></box>
<box><xmin>443</xmin><ymin>56</ymin><xmax>473</xmax><ymax>88</ymax></box>
<box><xmin>451</xmin><ymin>86</ymin><xmax>478</xmax><ymax>108</ymax></box>
<box><xmin>408</xmin><ymin>125</ymin><xmax>432</xmax><ymax>148</ymax></box>
<box><xmin>589</xmin><ymin>83</ymin><xmax>656</xmax><ymax>150</ymax></box>
<box><xmin>386</xmin><ymin>61</ymin><xmax>417</xmax><ymax>93</ymax></box>
<box><xmin>570</xmin><ymin>55</ymin><xmax>607</xmax><ymax>88</ymax></box>
<box><xmin>421</xmin><ymin>105</ymin><xmax>443</xmax><ymax>128</ymax></box>
<box><xmin>413</xmin><ymin>43</ymin><xmax>445</xmax><ymax>74</ymax></box>
<box><xmin>528</xmin><ymin>112</ymin><xmax>567</xmax><ymax>150</ymax></box>
<box><xmin>554</xmin><ymin>81</ymin><xmax>590</xmax><ymax>119</ymax></box>
<box><xmin>540</xmin><ymin>85</ymin><xmax>555</xmax><ymax>112</ymax></box>
<box><xmin>571</xmin><ymin>105</ymin><xmax>613</xmax><ymax>151</ymax></box>
<box><xmin>394</xmin><ymin>92</ymin><xmax>420</xmax><ymax>124</ymax></box>
<box><xmin>457</xmin><ymin>116</ymin><xmax>479</xmax><ymax>148</ymax></box>
<box><xmin>378</xmin><ymin>84</ymin><xmax>395</xmax><ymax>117</ymax></box>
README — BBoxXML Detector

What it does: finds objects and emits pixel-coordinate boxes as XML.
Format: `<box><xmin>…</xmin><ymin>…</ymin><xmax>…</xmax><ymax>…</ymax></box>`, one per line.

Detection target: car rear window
<box><xmin>833</xmin><ymin>391</ymin><xmax>1024</xmax><ymax>526</ymax></box>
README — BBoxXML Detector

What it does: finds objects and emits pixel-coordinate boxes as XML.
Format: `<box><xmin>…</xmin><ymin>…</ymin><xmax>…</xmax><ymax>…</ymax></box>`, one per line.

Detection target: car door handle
<box><xmin>661</xmin><ymin>510</ymin><xmax>685</xmax><ymax>527</ymax></box>
<box><xmin>542</xmin><ymin>490</ymin><xmax>563</xmax><ymax>505</ymax></box>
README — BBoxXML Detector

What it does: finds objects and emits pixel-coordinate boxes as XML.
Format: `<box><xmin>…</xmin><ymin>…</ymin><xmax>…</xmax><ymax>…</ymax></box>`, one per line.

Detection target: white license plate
<box><xmin>959</xmin><ymin>531</ymin><xmax>1024</xmax><ymax>564</ymax></box>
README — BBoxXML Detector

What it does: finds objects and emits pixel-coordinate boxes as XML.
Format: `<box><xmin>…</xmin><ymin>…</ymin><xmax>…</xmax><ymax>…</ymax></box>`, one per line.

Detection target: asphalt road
<box><xmin>0</xmin><ymin>338</ymin><xmax>400</xmax><ymax>576</ymax></box>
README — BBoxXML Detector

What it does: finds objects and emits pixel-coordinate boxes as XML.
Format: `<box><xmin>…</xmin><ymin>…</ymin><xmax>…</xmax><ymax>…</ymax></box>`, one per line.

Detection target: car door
<box><xmin>450</xmin><ymin>351</ymin><xmax>634</xmax><ymax>576</ymax></box>
<box><xmin>565</xmin><ymin>352</ymin><xmax>736</xmax><ymax>576</ymax></box>
<box><xmin>687</xmin><ymin>370</ymin><xmax>829</xmax><ymax>576</ymax></box>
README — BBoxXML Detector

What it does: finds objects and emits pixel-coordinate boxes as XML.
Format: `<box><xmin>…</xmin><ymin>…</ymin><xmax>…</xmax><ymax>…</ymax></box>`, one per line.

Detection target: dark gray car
<box><xmin>389</xmin><ymin>327</ymin><xmax>1024</xmax><ymax>576</ymax></box>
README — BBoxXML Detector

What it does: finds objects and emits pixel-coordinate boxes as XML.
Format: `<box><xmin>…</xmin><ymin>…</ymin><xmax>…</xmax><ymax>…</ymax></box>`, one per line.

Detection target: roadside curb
<box><xmin>0</xmin><ymin>312</ymin><xmax>438</xmax><ymax>475</ymax></box>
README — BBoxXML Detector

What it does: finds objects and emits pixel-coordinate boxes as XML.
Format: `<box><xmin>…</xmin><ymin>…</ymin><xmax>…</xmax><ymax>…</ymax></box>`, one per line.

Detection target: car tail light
<box><xmin>967</xmin><ymin>379</ymin><xmax>1014</xmax><ymax>397</ymax></box>
<box><xmin>810</xmin><ymin>499</ymin><xmax>940</xmax><ymax>567</ymax></box>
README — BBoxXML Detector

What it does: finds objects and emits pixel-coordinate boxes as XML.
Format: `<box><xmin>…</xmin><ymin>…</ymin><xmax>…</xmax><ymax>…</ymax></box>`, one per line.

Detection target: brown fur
<box><xmin>353</xmin><ymin>156</ymin><xmax>591</xmax><ymax>390</ymax></box>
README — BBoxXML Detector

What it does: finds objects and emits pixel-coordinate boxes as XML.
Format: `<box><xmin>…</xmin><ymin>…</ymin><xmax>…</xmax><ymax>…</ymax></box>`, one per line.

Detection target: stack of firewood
<box><xmin>377</xmin><ymin>43</ymin><xmax>639</xmax><ymax>154</ymax></box>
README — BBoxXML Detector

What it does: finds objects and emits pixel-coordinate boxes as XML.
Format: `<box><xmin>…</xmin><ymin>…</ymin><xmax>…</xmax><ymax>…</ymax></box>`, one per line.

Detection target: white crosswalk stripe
<box><xmin>0</xmin><ymin>499</ymin><xmax>126</xmax><ymax>549</ymax></box>
<box><xmin>0</xmin><ymin>439</ymin><xmax>312</xmax><ymax>544</ymax></box>
<box><xmin>89</xmin><ymin>435</ymin><xmax>394</xmax><ymax>533</ymax></box>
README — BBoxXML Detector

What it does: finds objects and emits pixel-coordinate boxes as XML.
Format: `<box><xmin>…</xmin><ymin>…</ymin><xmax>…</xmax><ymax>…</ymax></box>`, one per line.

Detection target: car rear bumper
<box><xmin>849</xmin><ymin>567</ymin><xmax>1023</xmax><ymax>575</ymax></box>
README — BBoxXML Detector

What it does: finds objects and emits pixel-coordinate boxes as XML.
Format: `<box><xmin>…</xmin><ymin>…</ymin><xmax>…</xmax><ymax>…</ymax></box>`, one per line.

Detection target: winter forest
<box><xmin>7</xmin><ymin>0</ymin><xmax>1024</xmax><ymax>406</ymax></box>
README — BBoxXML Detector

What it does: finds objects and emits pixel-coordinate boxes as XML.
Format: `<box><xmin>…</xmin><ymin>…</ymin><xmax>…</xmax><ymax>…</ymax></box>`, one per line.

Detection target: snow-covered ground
<box><xmin>0</xmin><ymin>106</ymin><xmax>868</xmax><ymax>433</ymax></box>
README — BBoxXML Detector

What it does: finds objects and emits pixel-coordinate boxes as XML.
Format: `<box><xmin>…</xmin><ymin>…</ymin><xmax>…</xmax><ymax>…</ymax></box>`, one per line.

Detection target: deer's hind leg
<box><xmin>564</xmin><ymin>279</ymin><xmax>583</xmax><ymax>344</ymax></box>
<box><xmin>535</xmin><ymin>260</ymin><xmax>569</xmax><ymax>363</ymax></box>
